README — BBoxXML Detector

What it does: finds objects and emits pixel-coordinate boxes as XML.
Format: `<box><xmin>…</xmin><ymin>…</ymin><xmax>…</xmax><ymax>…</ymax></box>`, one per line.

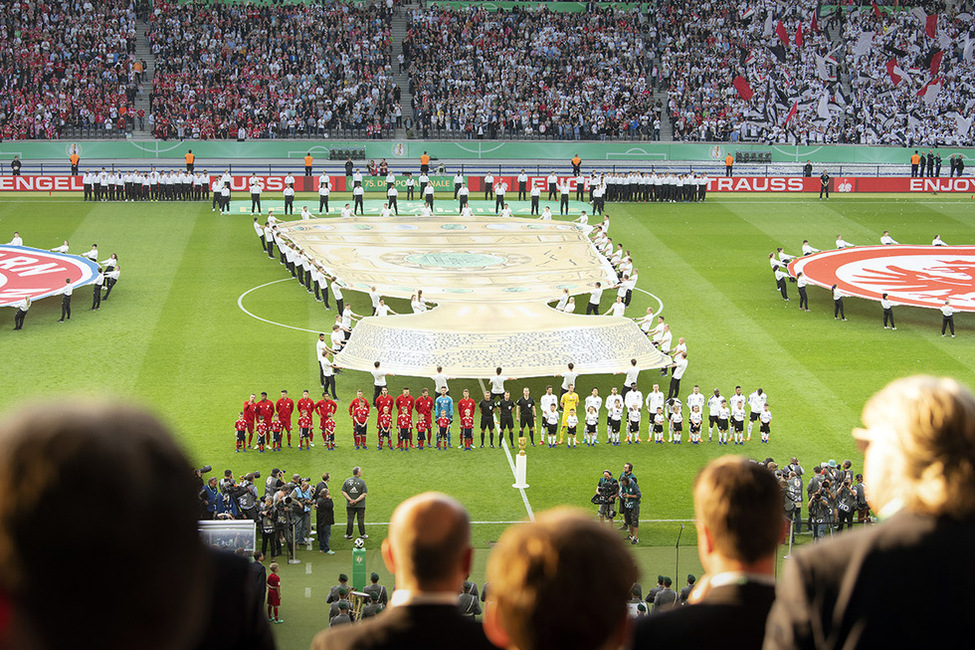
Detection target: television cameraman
<box><xmin>594</xmin><ymin>470</ymin><xmax>619</xmax><ymax>524</ymax></box>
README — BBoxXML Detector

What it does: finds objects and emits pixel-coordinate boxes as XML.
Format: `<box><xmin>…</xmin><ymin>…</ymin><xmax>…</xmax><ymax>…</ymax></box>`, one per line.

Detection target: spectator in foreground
<box><xmin>311</xmin><ymin>492</ymin><xmax>495</xmax><ymax>650</ymax></box>
<box><xmin>764</xmin><ymin>375</ymin><xmax>975</xmax><ymax>648</ymax></box>
<box><xmin>0</xmin><ymin>402</ymin><xmax>207</xmax><ymax>649</ymax></box>
<box><xmin>483</xmin><ymin>507</ymin><xmax>637</xmax><ymax>650</ymax></box>
<box><xmin>633</xmin><ymin>456</ymin><xmax>785</xmax><ymax>648</ymax></box>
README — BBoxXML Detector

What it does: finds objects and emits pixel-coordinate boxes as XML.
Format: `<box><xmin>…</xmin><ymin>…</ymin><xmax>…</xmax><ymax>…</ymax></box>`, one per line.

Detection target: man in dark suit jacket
<box><xmin>764</xmin><ymin>375</ymin><xmax>975</xmax><ymax>649</ymax></box>
<box><xmin>310</xmin><ymin>492</ymin><xmax>496</xmax><ymax>650</ymax></box>
<box><xmin>633</xmin><ymin>456</ymin><xmax>786</xmax><ymax>649</ymax></box>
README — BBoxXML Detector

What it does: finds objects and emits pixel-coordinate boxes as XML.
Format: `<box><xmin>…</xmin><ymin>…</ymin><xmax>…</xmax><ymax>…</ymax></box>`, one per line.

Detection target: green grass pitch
<box><xmin>1</xmin><ymin>191</ymin><xmax>972</xmax><ymax>647</ymax></box>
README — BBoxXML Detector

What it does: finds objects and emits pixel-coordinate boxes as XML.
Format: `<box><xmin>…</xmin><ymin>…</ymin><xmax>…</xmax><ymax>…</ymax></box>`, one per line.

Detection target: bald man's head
<box><xmin>382</xmin><ymin>492</ymin><xmax>472</xmax><ymax>591</ymax></box>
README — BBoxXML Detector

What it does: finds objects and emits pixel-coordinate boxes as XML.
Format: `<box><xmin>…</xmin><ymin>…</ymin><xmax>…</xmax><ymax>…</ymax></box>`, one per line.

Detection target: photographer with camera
<box><xmin>200</xmin><ymin>476</ymin><xmax>219</xmax><ymax>520</ymax></box>
<box><xmin>261</xmin><ymin>495</ymin><xmax>281</xmax><ymax>558</ymax></box>
<box><xmin>238</xmin><ymin>472</ymin><xmax>262</xmax><ymax>522</ymax></box>
<box><xmin>291</xmin><ymin>478</ymin><xmax>314</xmax><ymax>544</ymax></box>
<box><xmin>264</xmin><ymin>468</ymin><xmax>285</xmax><ymax>501</ymax></box>
<box><xmin>275</xmin><ymin>487</ymin><xmax>303</xmax><ymax>562</ymax></box>
<box><xmin>218</xmin><ymin>469</ymin><xmax>242</xmax><ymax>519</ymax></box>
<box><xmin>808</xmin><ymin>480</ymin><xmax>834</xmax><ymax>541</ymax></box>
<box><xmin>593</xmin><ymin>470</ymin><xmax>619</xmax><ymax>524</ymax></box>
<box><xmin>836</xmin><ymin>477</ymin><xmax>857</xmax><ymax>531</ymax></box>
<box><xmin>785</xmin><ymin>470</ymin><xmax>803</xmax><ymax>542</ymax></box>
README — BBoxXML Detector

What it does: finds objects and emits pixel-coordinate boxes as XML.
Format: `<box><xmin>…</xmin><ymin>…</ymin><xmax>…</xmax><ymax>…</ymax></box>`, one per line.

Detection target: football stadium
<box><xmin>1</xmin><ymin>1</ymin><xmax>974</xmax><ymax>648</ymax></box>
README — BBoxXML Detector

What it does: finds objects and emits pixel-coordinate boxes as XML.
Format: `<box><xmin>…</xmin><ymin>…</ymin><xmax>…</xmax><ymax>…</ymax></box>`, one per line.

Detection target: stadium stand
<box><xmin>1</xmin><ymin>0</ymin><xmax>970</xmax><ymax>146</ymax></box>
<box><xmin>403</xmin><ymin>4</ymin><xmax>659</xmax><ymax>140</ymax></box>
<box><xmin>0</xmin><ymin>0</ymin><xmax>143</xmax><ymax>140</ymax></box>
<box><xmin>845</xmin><ymin>4</ymin><xmax>975</xmax><ymax>146</ymax></box>
<box><xmin>147</xmin><ymin>1</ymin><xmax>395</xmax><ymax>140</ymax></box>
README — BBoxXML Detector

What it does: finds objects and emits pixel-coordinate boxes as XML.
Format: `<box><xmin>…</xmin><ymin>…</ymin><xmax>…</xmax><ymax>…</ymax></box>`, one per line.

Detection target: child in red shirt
<box><xmin>267</xmin><ymin>562</ymin><xmax>282</xmax><ymax>623</ymax></box>
<box><xmin>235</xmin><ymin>412</ymin><xmax>247</xmax><ymax>453</ymax></box>
<box><xmin>460</xmin><ymin>409</ymin><xmax>474</xmax><ymax>450</ymax></box>
<box><xmin>378</xmin><ymin>407</ymin><xmax>393</xmax><ymax>450</ymax></box>
<box><xmin>322</xmin><ymin>417</ymin><xmax>336</xmax><ymax>450</ymax></box>
<box><xmin>416</xmin><ymin>418</ymin><xmax>428</xmax><ymax>449</ymax></box>
<box><xmin>436</xmin><ymin>414</ymin><xmax>450</xmax><ymax>450</ymax></box>
<box><xmin>270</xmin><ymin>417</ymin><xmax>284</xmax><ymax>452</ymax></box>
<box><xmin>397</xmin><ymin>410</ymin><xmax>413</xmax><ymax>450</ymax></box>
<box><xmin>255</xmin><ymin>419</ymin><xmax>269</xmax><ymax>453</ymax></box>
<box><xmin>298</xmin><ymin>411</ymin><xmax>313</xmax><ymax>450</ymax></box>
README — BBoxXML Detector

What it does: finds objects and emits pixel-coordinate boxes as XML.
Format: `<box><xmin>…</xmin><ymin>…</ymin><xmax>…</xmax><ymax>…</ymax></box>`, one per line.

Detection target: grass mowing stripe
<box><xmin>478</xmin><ymin>377</ymin><xmax>535</xmax><ymax>521</ymax></box>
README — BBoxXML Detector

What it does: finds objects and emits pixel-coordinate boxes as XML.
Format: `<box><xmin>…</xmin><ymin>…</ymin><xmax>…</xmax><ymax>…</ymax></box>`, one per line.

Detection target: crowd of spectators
<box><xmin>844</xmin><ymin>3</ymin><xmax>975</xmax><ymax>146</ymax></box>
<box><xmin>654</xmin><ymin>0</ymin><xmax>974</xmax><ymax>147</ymax></box>
<box><xmin>0</xmin><ymin>0</ymin><xmax>146</xmax><ymax>140</ymax></box>
<box><xmin>147</xmin><ymin>1</ymin><xmax>396</xmax><ymax>140</ymax></box>
<box><xmin>4</xmin><ymin>0</ymin><xmax>972</xmax><ymax>146</ymax></box>
<box><xmin>404</xmin><ymin>4</ymin><xmax>659</xmax><ymax>140</ymax></box>
<box><xmin>653</xmin><ymin>0</ymin><xmax>844</xmax><ymax>144</ymax></box>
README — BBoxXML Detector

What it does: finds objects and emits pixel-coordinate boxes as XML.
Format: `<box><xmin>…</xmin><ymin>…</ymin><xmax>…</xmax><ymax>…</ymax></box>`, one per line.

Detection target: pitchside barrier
<box><xmin>5</xmin><ymin>174</ymin><xmax>975</xmax><ymax>194</ymax></box>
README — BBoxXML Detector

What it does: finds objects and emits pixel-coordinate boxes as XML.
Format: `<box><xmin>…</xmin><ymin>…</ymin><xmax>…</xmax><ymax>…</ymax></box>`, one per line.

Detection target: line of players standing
<box><xmin>234</xmin><ymin>380</ymin><xmax>776</xmax><ymax>455</ymax></box>
<box><xmin>81</xmin><ymin>168</ymin><xmax>212</xmax><ymax>202</ymax></box>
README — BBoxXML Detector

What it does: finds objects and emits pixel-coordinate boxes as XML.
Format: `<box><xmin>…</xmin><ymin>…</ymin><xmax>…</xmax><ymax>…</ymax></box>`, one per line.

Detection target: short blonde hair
<box><xmin>861</xmin><ymin>375</ymin><xmax>975</xmax><ymax>517</ymax></box>
<box><xmin>486</xmin><ymin>508</ymin><xmax>636</xmax><ymax>650</ymax></box>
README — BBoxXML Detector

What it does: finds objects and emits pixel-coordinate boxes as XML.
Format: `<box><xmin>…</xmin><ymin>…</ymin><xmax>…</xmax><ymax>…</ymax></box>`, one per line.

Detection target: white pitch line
<box><xmin>634</xmin><ymin>287</ymin><xmax>664</xmax><ymax>318</ymax></box>
<box><xmin>479</xmin><ymin>377</ymin><xmax>535</xmax><ymax>521</ymax></box>
<box><xmin>237</xmin><ymin>278</ymin><xmax>321</xmax><ymax>333</ymax></box>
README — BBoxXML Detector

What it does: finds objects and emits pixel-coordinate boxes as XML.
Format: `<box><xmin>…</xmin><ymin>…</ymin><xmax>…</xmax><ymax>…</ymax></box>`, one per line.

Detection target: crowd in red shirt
<box><xmin>0</xmin><ymin>0</ymin><xmax>143</xmax><ymax>140</ymax></box>
<box><xmin>147</xmin><ymin>1</ymin><xmax>395</xmax><ymax>141</ymax></box>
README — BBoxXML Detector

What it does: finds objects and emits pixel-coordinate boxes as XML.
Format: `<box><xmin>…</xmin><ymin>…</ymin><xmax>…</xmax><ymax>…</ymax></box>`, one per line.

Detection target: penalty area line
<box><xmin>480</xmin><ymin>378</ymin><xmax>535</xmax><ymax>521</ymax></box>
<box><xmin>237</xmin><ymin>278</ymin><xmax>320</xmax><ymax>334</ymax></box>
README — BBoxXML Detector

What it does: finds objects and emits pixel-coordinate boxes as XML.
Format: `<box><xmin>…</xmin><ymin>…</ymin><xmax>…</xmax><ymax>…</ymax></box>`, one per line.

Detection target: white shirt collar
<box><xmin>708</xmin><ymin>571</ymin><xmax>775</xmax><ymax>589</ymax></box>
<box><xmin>389</xmin><ymin>589</ymin><xmax>458</xmax><ymax>608</ymax></box>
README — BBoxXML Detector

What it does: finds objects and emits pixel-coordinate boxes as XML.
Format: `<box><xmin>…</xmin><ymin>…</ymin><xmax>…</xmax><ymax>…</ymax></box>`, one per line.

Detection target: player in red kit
<box><xmin>457</xmin><ymin>388</ymin><xmax>475</xmax><ymax>436</ymax></box>
<box><xmin>415</xmin><ymin>388</ymin><xmax>434</xmax><ymax>438</ymax></box>
<box><xmin>460</xmin><ymin>408</ymin><xmax>475</xmax><ymax>450</ymax></box>
<box><xmin>256</xmin><ymin>392</ymin><xmax>274</xmax><ymax>422</ymax></box>
<box><xmin>255</xmin><ymin>419</ymin><xmax>269</xmax><ymax>453</ymax></box>
<box><xmin>436</xmin><ymin>414</ymin><xmax>451</xmax><ymax>450</ymax></box>
<box><xmin>375</xmin><ymin>387</ymin><xmax>394</xmax><ymax>424</ymax></box>
<box><xmin>378</xmin><ymin>406</ymin><xmax>394</xmax><ymax>449</ymax></box>
<box><xmin>276</xmin><ymin>390</ymin><xmax>295</xmax><ymax>448</ymax></box>
<box><xmin>270</xmin><ymin>416</ymin><xmax>284</xmax><ymax>451</ymax></box>
<box><xmin>395</xmin><ymin>387</ymin><xmax>415</xmax><ymax>419</ymax></box>
<box><xmin>235</xmin><ymin>411</ymin><xmax>247</xmax><ymax>452</ymax></box>
<box><xmin>397</xmin><ymin>409</ymin><xmax>413</xmax><ymax>450</ymax></box>
<box><xmin>297</xmin><ymin>390</ymin><xmax>315</xmax><ymax>421</ymax></box>
<box><xmin>243</xmin><ymin>394</ymin><xmax>259</xmax><ymax>445</ymax></box>
<box><xmin>348</xmin><ymin>389</ymin><xmax>370</xmax><ymax>450</ymax></box>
